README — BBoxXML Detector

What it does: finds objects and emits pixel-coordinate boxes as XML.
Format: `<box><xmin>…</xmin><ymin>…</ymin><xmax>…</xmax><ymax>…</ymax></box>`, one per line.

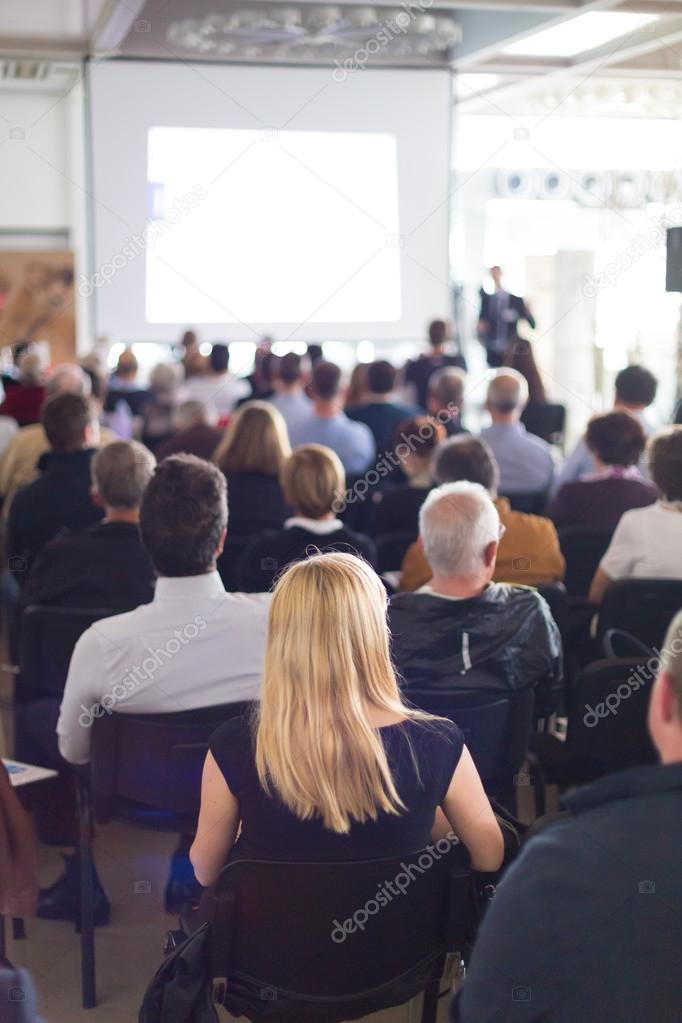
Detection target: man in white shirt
<box><xmin>184</xmin><ymin>343</ymin><xmax>250</xmax><ymax>418</ymax></box>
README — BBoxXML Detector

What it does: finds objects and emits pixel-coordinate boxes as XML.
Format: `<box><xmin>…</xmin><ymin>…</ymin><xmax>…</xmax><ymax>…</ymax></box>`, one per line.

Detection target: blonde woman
<box><xmin>213</xmin><ymin>401</ymin><xmax>291</xmax><ymax>536</ymax></box>
<box><xmin>190</xmin><ymin>553</ymin><xmax>503</xmax><ymax>886</ymax></box>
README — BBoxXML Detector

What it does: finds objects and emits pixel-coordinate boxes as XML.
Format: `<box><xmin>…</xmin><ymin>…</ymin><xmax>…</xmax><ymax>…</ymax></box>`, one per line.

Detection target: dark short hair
<box><xmin>312</xmin><ymin>361</ymin><xmax>341</xmax><ymax>400</ymax></box>
<box><xmin>41</xmin><ymin>393</ymin><xmax>94</xmax><ymax>453</ymax></box>
<box><xmin>428</xmin><ymin>320</ymin><xmax>447</xmax><ymax>347</ymax></box>
<box><xmin>649</xmin><ymin>427</ymin><xmax>682</xmax><ymax>501</ymax></box>
<box><xmin>278</xmin><ymin>352</ymin><xmax>304</xmax><ymax>384</ymax></box>
<box><xmin>615</xmin><ymin>365</ymin><xmax>657</xmax><ymax>407</ymax></box>
<box><xmin>586</xmin><ymin>411</ymin><xmax>646</xmax><ymax>468</ymax></box>
<box><xmin>139</xmin><ymin>455</ymin><xmax>227</xmax><ymax>576</ymax></box>
<box><xmin>366</xmin><ymin>360</ymin><xmax>396</xmax><ymax>395</ymax></box>
<box><xmin>434</xmin><ymin>435</ymin><xmax>499</xmax><ymax>492</ymax></box>
<box><xmin>209</xmin><ymin>344</ymin><xmax>229</xmax><ymax>374</ymax></box>
<box><xmin>394</xmin><ymin>415</ymin><xmax>446</xmax><ymax>457</ymax></box>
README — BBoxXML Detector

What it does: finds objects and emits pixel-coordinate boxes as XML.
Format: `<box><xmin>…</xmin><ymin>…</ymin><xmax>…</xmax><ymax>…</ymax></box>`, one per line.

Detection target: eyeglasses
<box><xmin>498</xmin><ymin>523</ymin><xmax>507</xmax><ymax>540</ymax></box>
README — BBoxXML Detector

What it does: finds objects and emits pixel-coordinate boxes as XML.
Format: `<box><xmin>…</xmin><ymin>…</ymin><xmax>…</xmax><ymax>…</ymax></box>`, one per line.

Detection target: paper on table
<box><xmin>2</xmin><ymin>758</ymin><xmax>57</xmax><ymax>787</ymax></box>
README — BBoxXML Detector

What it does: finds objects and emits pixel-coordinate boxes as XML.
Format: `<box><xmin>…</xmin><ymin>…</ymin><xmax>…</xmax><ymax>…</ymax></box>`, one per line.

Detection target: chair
<box><xmin>376</xmin><ymin>531</ymin><xmax>417</xmax><ymax>573</ymax></box>
<box><xmin>596</xmin><ymin>578</ymin><xmax>682</xmax><ymax>652</ymax></box>
<box><xmin>17</xmin><ymin>605</ymin><xmax>128</xmax><ymax>703</ymax></box>
<box><xmin>558</xmin><ymin>525</ymin><xmax>614</xmax><ymax>598</ymax></box>
<box><xmin>521</xmin><ymin>403</ymin><xmax>567</xmax><ymax>447</ymax></box>
<box><xmin>77</xmin><ymin>702</ymin><xmax>252</xmax><ymax>1008</ymax></box>
<box><xmin>536</xmin><ymin>581</ymin><xmax>569</xmax><ymax>638</ymax></box>
<box><xmin>500</xmin><ymin>492</ymin><xmax>546</xmax><ymax>515</ymax></box>
<box><xmin>217</xmin><ymin>535</ymin><xmax>257</xmax><ymax>592</ymax></box>
<box><xmin>207</xmin><ymin>848</ymin><xmax>473</xmax><ymax>1023</ymax></box>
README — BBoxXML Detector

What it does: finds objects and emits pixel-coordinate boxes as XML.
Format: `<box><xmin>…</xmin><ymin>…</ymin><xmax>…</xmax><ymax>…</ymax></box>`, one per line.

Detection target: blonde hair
<box><xmin>280</xmin><ymin>444</ymin><xmax>345</xmax><ymax>519</ymax></box>
<box><xmin>214</xmin><ymin>401</ymin><xmax>291</xmax><ymax>476</ymax></box>
<box><xmin>255</xmin><ymin>552</ymin><xmax>434</xmax><ymax>833</ymax></box>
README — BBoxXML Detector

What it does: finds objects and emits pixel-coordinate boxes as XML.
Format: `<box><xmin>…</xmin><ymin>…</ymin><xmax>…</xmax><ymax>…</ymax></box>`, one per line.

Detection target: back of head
<box><xmin>428</xmin><ymin>319</ymin><xmax>447</xmax><ymax>348</ymax></box>
<box><xmin>209</xmin><ymin>343</ymin><xmax>229</xmax><ymax>375</ymax></box>
<box><xmin>366</xmin><ymin>360</ymin><xmax>396</xmax><ymax>395</ymax></box>
<box><xmin>649</xmin><ymin>427</ymin><xmax>682</xmax><ymax>501</ymax></box>
<box><xmin>139</xmin><ymin>454</ymin><xmax>227</xmax><ymax>576</ymax></box>
<box><xmin>395</xmin><ymin>415</ymin><xmax>446</xmax><ymax>465</ymax></box>
<box><xmin>434</xmin><ymin>435</ymin><xmax>499</xmax><ymax>493</ymax></box>
<box><xmin>278</xmin><ymin>352</ymin><xmax>305</xmax><ymax>385</ymax></box>
<box><xmin>149</xmin><ymin>362</ymin><xmax>179</xmax><ymax>395</ymax></box>
<box><xmin>486</xmin><ymin>368</ymin><xmax>528</xmax><ymax>416</ymax></box>
<box><xmin>115</xmin><ymin>348</ymin><xmax>138</xmax><ymax>380</ymax></box>
<box><xmin>615</xmin><ymin>365</ymin><xmax>657</xmax><ymax>409</ymax></box>
<box><xmin>41</xmin><ymin>393</ymin><xmax>94</xmax><ymax>453</ymax></box>
<box><xmin>586</xmin><ymin>411</ymin><xmax>645</xmax><ymax>468</ymax></box>
<box><xmin>419</xmin><ymin>481</ymin><xmax>500</xmax><ymax>578</ymax></box>
<box><xmin>281</xmin><ymin>444</ymin><xmax>345</xmax><ymax>518</ymax></box>
<box><xmin>312</xmin><ymin>360</ymin><xmax>342</xmax><ymax>401</ymax></box>
<box><xmin>428</xmin><ymin>367</ymin><xmax>466</xmax><ymax>411</ymax></box>
<box><xmin>256</xmin><ymin>552</ymin><xmax>410</xmax><ymax>832</ymax></box>
<box><xmin>18</xmin><ymin>350</ymin><xmax>45</xmax><ymax>386</ymax></box>
<box><xmin>214</xmin><ymin>401</ymin><xmax>290</xmax><ymax>476</ymax></box>
<box><xmin>91</xmin><ymin>441</ymin><xmax>156</xmax><ymax>509</ymax></box>
<box><xmin>46</xmin><ymin>363</ymin><xmax>91</xmax><ymax>399</ymax></box>
<box><xmin>177</xmin><ymin>399</ymin><xmax>213</xmax><ymax>430</ymax></box>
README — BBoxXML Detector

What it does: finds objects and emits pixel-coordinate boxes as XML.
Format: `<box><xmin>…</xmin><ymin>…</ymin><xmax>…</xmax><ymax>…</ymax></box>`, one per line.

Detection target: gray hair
<box><xmin>419</xmin><ymin>481</ymin><xmax>499</xmax><ymax>577</ymax></box>
<box><xmin>91</xmin><ymin>440</ymin><xmax>156</xmax><ymax>509</ymax></box>
<box><xmin>177</xmin><ymin>399</ymin><xmax>217</xmax><ymax>429</ymax></box>
<box><xmin>486</xmin><ymin>368</ymin><xmax>528</xmax><ymax>414</ymax></box>
<box><xmin>46</xmin><ymin>363</ymin><xmax>91</xmax><ymax>398</ymax></box>
<box><xmin>428</xmin><ymin>367</ymin><xmax>466</xmax><ymax>409</ymax></box>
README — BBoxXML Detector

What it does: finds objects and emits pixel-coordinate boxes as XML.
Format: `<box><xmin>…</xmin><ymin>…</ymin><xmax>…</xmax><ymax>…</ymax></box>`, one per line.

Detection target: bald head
<box><xmin>419</xmin><ymin>481</ymin><xmax>500</xmax><ymax>579</ymax></box>
<box><xmin>486</xmin><ymin>369</ymin><xmax>528</xmax><ymax>421</ymax></box>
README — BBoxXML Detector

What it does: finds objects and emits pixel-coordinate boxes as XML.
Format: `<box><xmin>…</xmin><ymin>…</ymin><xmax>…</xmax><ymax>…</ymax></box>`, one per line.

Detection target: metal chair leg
<box><xmin>420</xmin><ymin>979</ymin><xmax>440</xmax><ymax>1023</ymax></box>
<box><xmin>76</xmin><ymin>776</ymin><xmax>96</xmax><ymax>1008</ymax></box>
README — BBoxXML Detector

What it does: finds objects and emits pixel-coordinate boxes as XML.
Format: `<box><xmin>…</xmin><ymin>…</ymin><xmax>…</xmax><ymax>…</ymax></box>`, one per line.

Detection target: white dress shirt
<box><xmin>600</xmin><ymin>501</ymin><xmax>682</xmax><ymax>583</ymax></box>
<box><xmin>57</xmin><ymin>571</ymin><xmax>270</xmax><ymax>765</ymax></box>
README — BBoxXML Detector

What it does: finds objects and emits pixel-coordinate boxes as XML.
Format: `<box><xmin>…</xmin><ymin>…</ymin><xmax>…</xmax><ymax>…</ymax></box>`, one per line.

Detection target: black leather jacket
<box><xmin>388</xmin><ymin>583</ymin><xmax>563</xmax><ymax>716</ymax></box>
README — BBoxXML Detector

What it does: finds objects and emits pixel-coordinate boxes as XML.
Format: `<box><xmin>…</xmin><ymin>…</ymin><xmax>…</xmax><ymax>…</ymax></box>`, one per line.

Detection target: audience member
<box><xmin>191</xmin><ymin>551</ymin><xmax>503</xmax><ymax>889</ymax></box>
<box><xmin>185</xmin><ymin>343</ymin><xmax>249</xmax><ymax>417</ymax></box>
<box><xmin>104</xmin><ymin>348</ymin><xmax>149</xmax><ymax>418</ymax></box>
<box><xmin>404</xmin><ymin>320</ymin><xmax>467</xmax><ymax>408</ymax></box>
<box><xmin>589</xmin><ymin>426</ymin><xmax>682</xmax><ymax>603</ymax></box>
<box><xmin>503</xmin><ymin>331</ymin><xmax>547</xmax><ymax>405</ymax></box>
<box><xmin>481</xmin><ymin>368</ymin><xmax>555</xmax><ymax>497</ymax></box>
<box><xmin>140</xmin><ymin>362</ymin><xmax>184</xmax><ymax>451</ymax></box>
<box><xmin>269</xmin><ymin>351</ymin><xmax>312</xmax><ymax>435</ymax></box>
<box><xmin>0</xmin><ymin>350</ymin><xmax>46</xmax><ymax>426</ymax></box>
<box><xmin>213</xmin><ymin>401</ymin><xmax>291</xmax><ymax>536</ymax></box>
<box><xmin>179</xmin><ymin>328</ymin><xmax>199</xmax><ymax>368</ymax></box>
<box><xmin>555</xmin><ymin>364</ymin><xmax>659</xmax><ymax>492</ymax></box>
<box><xmin>22</xmin><ymin>441</ymin><xmax>156</xmax><ymax>610</ymax></box>
<box><xmin>372</xmin><ymin>415</ymin><xmax>446</xmax><ymax>536</ymax></box>
<box><xmin>547</xmin><ymin>411</ymin><xmax>657</xmax><ymax>529</ymax></box>
<box><xmin>426</xmin><ymin>367</ymin><xmax>468</xmax><ymax>436</ymax></box>
<box><xmin>288</xmin><ymin>361</ymin><xmax>375</xmax><ymax>475</ymax></box>
<box><xmin>7</xmin><ymin>394</ymin><xmax>103</xmax><ymax>580</ymax></box>
<box><xmin>243</xmin><ymin>345</ymin><xmax>279</xmax><ymax>402</ymax></box>
<box><xmin>389</xmin><ymin>483</ymin><xmax>562</xmax><ymax>716</ymax></box>
<box><xmin>452</xmin><ymin>610</ymin><xmax>682</xmax><ymax>1023</ymax></box>
<box><xmin>344</xmin><ymin>362</ymin><xmax>368</xmax><ymax>410</ymax></box>
<box><xmin>156</xmin><ymin>400</ymin><xmax>223</xmax><ymax>462</ymax></box>
<box><xmin>346</xmin><ymin>360</ymin><xmax>419</xmax><ymax>454</ymax></box>
<box><xmin>400</xmin><ymin>436</ymin><xmax>565</xmax><ymax>590</ymax></box>
<box><xmin>0</xmin><ymin>413</ymin><xmax>17</xmax><ymax>458</ymax></box>
<box><xmin>237</xmin><ymin>444</ymin><xmax>376</xmax><ymax>591</ymax></box>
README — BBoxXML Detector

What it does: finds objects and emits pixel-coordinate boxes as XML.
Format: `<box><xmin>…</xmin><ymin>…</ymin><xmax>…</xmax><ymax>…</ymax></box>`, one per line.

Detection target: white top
<box><xmin>284</xmin><ymin>516</ymin><xmax>343</xmax><ymax>534</ymax></box>
<box><xmin>184</xmin><ymin>373</ymin><xmax>250</xmax><ymax>417</ymax></box>
<box><xmin>601</xmin><ymin>502</ymin><xmax>682</xmax><ymax>582</ymax></box>
<box><xmin>57</xmin><ymin>572</ymin><xmax>270</xmax><ymax>765</ymax></box>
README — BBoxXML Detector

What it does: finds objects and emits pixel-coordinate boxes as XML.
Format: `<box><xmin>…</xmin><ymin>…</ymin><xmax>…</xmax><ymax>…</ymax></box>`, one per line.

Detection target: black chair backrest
<box><xmin>521</xmin><ymin>403</ymin><xmax>566</xmax><ymax>445</ymax></box>
<box><xmin>535</xmin><ymin>581</ymin><xmax>568</xmax><ymax>636</ymax></box>
<box><xmin>217</xmin><ymin>535</ymin><xmax>256</xmax><ymax>592</ymax></box>
<box><xmin>566</xmin><ymin>658</ymin><xmax>657</xmax><ymax>775</ymax></box>
<box><xmin>208</xmin><ymin>848</ymin><xmax>471</xmax><ymax>1014</ymax></box>
<box><xmin>18</xmin><ymin>604</ymin><xmax>127</xmax><ymax>701</ymax></box>
<box><xmin>376</xmin><ymin>531</ymin><xmax>417</xmax><ymax>573</ymax></box>
<box><xmin>90</xmin><ymin>703</ymin><xmax>253</xmax><ymax>826</ymax></box>
<box><xmin>596</xmin><ymin>578</ymin><xmax>682</xmax><ymax>652</ymax></box>
<box><xmin>500</xmin><ymin>492</ymin><xmax>546</xmax><ymax>515</ymax></box>
<box><xmin>558</xmin><ymin>525</ymin><xmax>614</xmax><ymax>597</ymax></box>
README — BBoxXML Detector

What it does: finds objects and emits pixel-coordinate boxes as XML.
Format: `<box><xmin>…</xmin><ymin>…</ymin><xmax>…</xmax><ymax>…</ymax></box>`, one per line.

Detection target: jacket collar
<box><xmin>37</xmin><ymin>448</ymin><xmax>95</xmax><ymax>474</ymax></box>
<box><xmin>563</xmin><ymin>761</ymin><xmax>682</xmax><ymax>815</ymax></box>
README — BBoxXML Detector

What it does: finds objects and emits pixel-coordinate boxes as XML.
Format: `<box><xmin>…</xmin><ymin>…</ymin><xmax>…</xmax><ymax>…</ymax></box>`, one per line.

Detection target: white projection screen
<box><xmin>87</xmin><ymin>60</ymin><xmax>452</xmax><ymax>343</ymax></box>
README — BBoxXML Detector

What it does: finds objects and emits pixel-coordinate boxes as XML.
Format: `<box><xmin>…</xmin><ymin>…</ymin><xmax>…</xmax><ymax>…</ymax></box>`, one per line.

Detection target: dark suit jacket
<box><xmin>479</xmin><ymin>289</ymin><xmax>535</xmax><ymax>353</ymax></box>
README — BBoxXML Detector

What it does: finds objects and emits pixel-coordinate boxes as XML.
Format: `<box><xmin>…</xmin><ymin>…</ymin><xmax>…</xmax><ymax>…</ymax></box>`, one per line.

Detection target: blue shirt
<box><xmin>269</xmin><ymin>391</ymin><xmax>313</xmax><ymax>437</ymax></box>
<box><xmin>346</xmin><ymin>400</ymin><xmax>420</xmax><ymax>455</ymax></box>
<box><xmin>289</xmin><ymin>412</ymin><xmax>375</xmax><ymax>476</ymax></box>
<box><xmin>480</xmin><ymin>422</ymin><xmax>555</xmax><ymax>495</ymax></box>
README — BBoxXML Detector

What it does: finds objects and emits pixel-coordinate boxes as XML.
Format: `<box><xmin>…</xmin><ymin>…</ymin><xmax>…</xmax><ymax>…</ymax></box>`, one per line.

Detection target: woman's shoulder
<box><xmin>397</xmin><ymin>715</ymin><xmax>464</xmax><ymax>756</ymax></box>
<box><xmin>210</xmin><ymin>713</ymin><xmax>255</xmax><ymax>758</ymax></box>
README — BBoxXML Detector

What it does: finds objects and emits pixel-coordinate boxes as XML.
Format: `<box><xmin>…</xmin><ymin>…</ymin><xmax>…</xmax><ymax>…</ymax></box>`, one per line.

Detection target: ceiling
<box><xmin>1</xmin><ymin>0</ymin><xmax>682</xmax><ymax>115</ymax></box>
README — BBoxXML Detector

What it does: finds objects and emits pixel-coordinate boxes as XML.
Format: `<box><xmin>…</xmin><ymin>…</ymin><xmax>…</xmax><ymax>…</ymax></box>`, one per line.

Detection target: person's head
<box><xmin>486</xmin><ymin>368</ymin><xmax>528</xmax><ymax>422</ymax></box>
<box><xmin>90</xmin><ymin>440</ymin><xmax>155</xmax><ymax>517</ymax></box>
<box><xmin>17</xmin><ymin>350</ymin><xmax>45</xmax><ymax>387</ymax></box>
<box><xmin>428</xmin><ymin>319</ymin><xmax>449</xmax><ymax>349</ymax></box>
<box><xmin>419</xmin><ymin>481</ymin><xmax>500</xmax><ymax>585</ymax></box>
<box><xmin>280</xmin><ymin>444</ymin><xmax>345</xmax><ymax>519</ymax></box>
<box><xmin>209</xmin><ymin>343</ymin><xmax>229</xmax><ymax>375</ymax></box>
<box><xmin>139</xmin><ymin>454</ymin><xmax>227</xmax><ymax>576</ymax></box>
<box><xmin>434</xmin><ymin>435</ymin><xmax>500</xmax><ymax>495</ymax></box>
<box><xmin>427</xmin><ymin>367</ymin><xmax>466</xmax><ymax>419</ymax></box>
<box><xmin>614</xmin><ymin>365</ymin><xmax>657</xmax><ymax>410</ymax></box>
<box><xmin>256</xmin><ymin>552</ymin><xmax>430</xmax><ymax>832</ymax></box>
<box><xmin>181</xmin><ymin>329</ymin><xmax>198</xmax><ymax>352</ymax></box>
<box><xmin>45</xmin><ymin>363</ymin><xmax>92</xmax><ymax>399</ymax></box>
<box><xmin>345</xmin><ymin>363</ymin><xmax>368</xmax><ymax>408</ymax></box>
<box><xmin>490</xmin><ymin>265</ymin><xmax>503</xmax><ymax>288</ymax></box>
<box><xmin>213</xmin><ymin>401</ymin><xmax>290</xmax><ymax>477</ymax></box>
<box><xmin>585</xmin><ymin>411</ymin><xmax>646</xmax><ymax>469</ymax></box>
<box><xmin>184</xmin><ymin>351</ymin><xmax>208</xmax><ymax>378</ymax></box>
<box><xmin>366</xmin><ymin>360</ymin><xmax>396</xmax><ymax>396</ymax></box>
<box><xmin>176</xmin><ymin>399</ymin><xmax>217</xmax><ymax>430</ymax></box>
<box><xmin>41</xmin><ymin>393</ymin><xmax>98</xmax><ymax>454</ymax></box>
<box><xmin>276</xmin><ymin>352</ymin><xmax>307</xmax><ymax>391</ymax></box>
<box><xmin>648</xmin><ymin>611</ymin><xmax>682</xmax><ymax>764</ymax></box>
<box><xmin>149</xmin><ymin>362</ymin><xmax>179</xmax><ymax>397</ymax></box>
<box><xmin>311</xmin><ymin>360</ymin><xmax>342</xmax><ymax>405</ymax></box>
<box><xmin>649</xmin><ymin>427</ymin><xmax>682</xmax><ymax>501</ymax></box>
<box><xmin>115</xmin><ymin>348</ymin><xmax>138</xmax><ymax>382</ymax></box>
<box><xmin>394</xmin><ymin>416</ymin><xmax>446</xmax><ymax>480</ymax></box>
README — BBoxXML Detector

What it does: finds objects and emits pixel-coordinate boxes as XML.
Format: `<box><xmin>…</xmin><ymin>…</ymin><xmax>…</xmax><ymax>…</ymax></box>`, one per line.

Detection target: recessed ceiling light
<box><xmin>503</xmin><ymin>11</ymin><xmax>658</xmax><ymax>59</ymax></box>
